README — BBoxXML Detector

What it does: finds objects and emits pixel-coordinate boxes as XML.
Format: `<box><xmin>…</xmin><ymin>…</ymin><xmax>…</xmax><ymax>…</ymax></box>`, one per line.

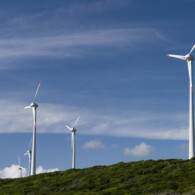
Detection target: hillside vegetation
<box><xmin>0</xmin><ymin>158</ymin><xmax>195</xmax><ymax>194</ymax></box>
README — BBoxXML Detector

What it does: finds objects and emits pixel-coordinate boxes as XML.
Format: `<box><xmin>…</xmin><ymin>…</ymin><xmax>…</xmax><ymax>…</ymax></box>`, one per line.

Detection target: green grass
<box><xmin>0</xmin><ymin>158</ymin><xmax>195</xmax><ymax>194</ymax></box>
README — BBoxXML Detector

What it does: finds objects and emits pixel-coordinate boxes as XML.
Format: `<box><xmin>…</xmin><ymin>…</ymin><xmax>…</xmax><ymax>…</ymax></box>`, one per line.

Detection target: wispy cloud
<box><xmin>124</xmin><ymin>142</ymin><xmax>154</xmax><ymax>157</ymax></box>
<box><xmin>0</xmin><ymin>0</ymin><xmax>169</xmax><ymax>66</ymax></box>
<box><xmin>83</xmin><ymin>140</ymin><xmax>105</xmax><ymax>149</ymax></box>
<box><xmin>0</xmin><ymin>1</ymin><xmax>131</xmax><ymax>38</ymax></box>
<box><xmin>0</xmin><ymin>28</ymin><xmax>167</xmax><ymax>63</ymax></box>
<box><xmin>0</xmin><ymin>98</ymin><xmax>188</xmax><ymax>140</ymax></box>
<box><xmin>67</xmin><ymin>0</ymin><xmax>131</xmax><ymax>13</ymax></box>
<box><xmin>0</xmin><ymin>164</ymin><xmax>58</xmax><ymax>178</ymax></box>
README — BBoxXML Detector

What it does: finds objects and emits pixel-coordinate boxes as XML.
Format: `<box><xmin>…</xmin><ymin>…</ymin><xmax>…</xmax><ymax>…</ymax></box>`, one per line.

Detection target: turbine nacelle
<box><xmin>72</xmin><ymin>128</ymin><xmax>77</xmax><ymax>133</ymax></box>
<box><xmin>65</xmin><ymin>115</ymin><xmax>81</xmax><ymax>133</ymax></box>
<box><xmin>18</xmin><ymin>156</ymin><xmax>25</xmax><ymax>170</ymax></box>
<box><xmin>65</xmin><ymin>125</ymin><xmax>77</xmax><ymax>133</ymax></box>
<box><xmin>185</xmin><ymin>54</ymin><xmax>194</xmax><ymax>61</ymax></box>
<box><xmin>24</xmin><ymin>149</ymin><xmax>32</xmax><ymax>157</ymax></box>
<box><xmin>25</xmin><ymin>149</ymin><xmax>32</xmax><ymax>154</ymax></box>
<box><xmin>24</xmin><ymin>102</ymin><xmax>38</xmax><ymax>109</ymax></box>
<box><xmin>18</xmin><ymin>166</ymin><xmax>25</xmax><ymax>170</ymax></box>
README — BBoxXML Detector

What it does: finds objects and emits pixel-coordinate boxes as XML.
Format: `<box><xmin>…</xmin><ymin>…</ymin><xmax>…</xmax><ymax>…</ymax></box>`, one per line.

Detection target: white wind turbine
<box><xmin>24</xmin><ymin>81</ymin><xmax>41</xmax><ymax>175</ymax></box>
<box><xmin>65</xmin><ymin>115</ymin><xmax>81</xmax><ymax>169</ymax></box>
<box><xmin>167</xmin><ymin>45</ymin><xmax>195</xmax><ymax>159</ymax></box>
<box><xmin>24</xmin><ymin>138</ymin><xmax>32</xmax><ymax>176</ymax></box>
<box><xmin>18</xmin><ymin>156</ymin><xmax>25</xmax><ymax>178</ymax></box>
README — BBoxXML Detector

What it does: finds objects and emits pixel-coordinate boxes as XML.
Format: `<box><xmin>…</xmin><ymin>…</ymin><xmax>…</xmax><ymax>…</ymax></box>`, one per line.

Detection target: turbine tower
<box><xmin>65</xmin><ymin>115</ymin><xmax>81</xmax><ymax>169</ymax></box>
<box><xmin>24</xmin><ymin>138</ymin><xmax>32</xmax><ymax>176</ymax></box>
<box><xmin>18</xmin><ymin>156</ymin><xmax>25</xmax><ymax>178</ymax></box>
<box><xmin>167</xmin><ymin>45</ymin><xmax>195</xmax><ymax>159</ymax></box>
<box><xmin>24</xmin><ymin>81</ymin><xmax>41</xmax><ymax>175</ymax></box>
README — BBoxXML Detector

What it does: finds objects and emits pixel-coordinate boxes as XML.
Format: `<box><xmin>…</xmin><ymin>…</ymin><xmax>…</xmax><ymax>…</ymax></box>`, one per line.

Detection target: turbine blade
<box><xmin>65</xmin><ymin>125</ymin><xmax>73</xmax><ymax>131</ymax></box>
<box><xmin>189</xmin><ymin>45</ymin><xmax>195</xmax><ymax>55</ymax></box>
<box><xmin>166</xmin><ymin>54</ymin><xmax>186</xmax><ymax>60</ymax></box>
<box><xmin>73</xmin><ymin>115</ymin><xmax>81</xmax><ymax>128</ymax></box>
<box><xmin>24</xmin><ymin>105</ymin><xmax>31</xmax><ymax>109</ymax></box>
<box><xmin>33</xmin><ymin>81</ymin><xmax>41</xmax><ymax>103</ymax></box>
<box><xmin>18</xmin><ymin>156</ymin><xmax>20</xmax><ymax>166</ymax></box>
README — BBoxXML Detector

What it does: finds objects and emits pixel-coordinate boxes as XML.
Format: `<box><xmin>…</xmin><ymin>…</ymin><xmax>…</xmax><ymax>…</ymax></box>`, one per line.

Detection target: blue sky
<box><xmin>0</xmin><ymin>0</ymin><xmax>194</xmax><ymax>177</ymax></box>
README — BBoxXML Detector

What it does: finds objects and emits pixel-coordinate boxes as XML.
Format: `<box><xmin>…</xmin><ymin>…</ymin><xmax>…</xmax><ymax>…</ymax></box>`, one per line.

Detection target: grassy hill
<box><xmin>0</xmin><ymin>158</ymin><xmax>195</xmax><ymax>195</ymax></box>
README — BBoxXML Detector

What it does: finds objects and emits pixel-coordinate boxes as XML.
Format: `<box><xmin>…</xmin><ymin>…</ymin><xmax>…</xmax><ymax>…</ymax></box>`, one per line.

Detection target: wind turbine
<box><xmin>65</xmin><ymin>115</ymin><xmax>81</xmax><ymax>169</ymax></box>
<box><xmin>18</xmin><ymin>156</ymin><xmax>25</xmax><ymax>178</ymax></box>
<box><xmin>24</xmin><ymin>138</ymin><xmax>32</xmax><ymax>176</ymax></box>
<box><xmin>24</xmin><ymin>81</ymin><xmax>41</xmax><ymax>175</ymax></box>
<box><xmin>167</xmin><ymin>45</ymin><xmax>195</xmax><ymax>159</ymax></box>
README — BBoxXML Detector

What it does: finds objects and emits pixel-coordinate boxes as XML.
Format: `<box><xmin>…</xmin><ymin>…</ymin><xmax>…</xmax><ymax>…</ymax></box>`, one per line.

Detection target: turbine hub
<box><xmin>30</xmin><ymin>102</ymin><xmax>38</xmax><ymax>108</ymax></box>
<box><xmin>27</xmin><ymin>149</ymin><xmax>32</xmax><ymax>154</ymax></box>
<box><xmin>186</xmin><ymin>54</ymin><xmax>194</xmax><ymax>61</ymax></box>
<box><xmin>72</xmin><ymin>128</ymin><xmax>76</xmax><ymax>133</ymax></box>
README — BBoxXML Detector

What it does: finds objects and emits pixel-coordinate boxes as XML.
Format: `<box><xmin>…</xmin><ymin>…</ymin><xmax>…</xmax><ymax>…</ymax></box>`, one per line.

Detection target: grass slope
<box><xmin>0</xmin><ymin>159</ymin><xmax>195</xmax><ymax>195</ymax></box>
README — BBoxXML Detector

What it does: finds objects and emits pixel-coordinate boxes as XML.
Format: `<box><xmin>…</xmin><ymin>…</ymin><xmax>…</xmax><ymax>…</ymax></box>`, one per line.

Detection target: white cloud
<box><xmin>124</xmin><ymin>142</ymin><xmax>154</xmax><ymax>157</ymax></box>
<box><xmin>83</xmin><ymin>140</ymin><xmax>105</xmax><ymax>149</ymax></box>
<box><xmin>0</xmin><ymin>164</ymin><xmax>27</xmax><ymax>178</ymax></box>
<box><xmin>0</xmin><ymin>98</ymin><xmax>189</xmax><ymax>140</ymax></box>
<box><xmin>36</xmin><ymin>166</ymin><xmax>59</xmax><ymax>174</ymax></box>
<box><xmin>0</xmin><ymin>164</ymin><xmax>59</xmax><ymax>178</ymax></box>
